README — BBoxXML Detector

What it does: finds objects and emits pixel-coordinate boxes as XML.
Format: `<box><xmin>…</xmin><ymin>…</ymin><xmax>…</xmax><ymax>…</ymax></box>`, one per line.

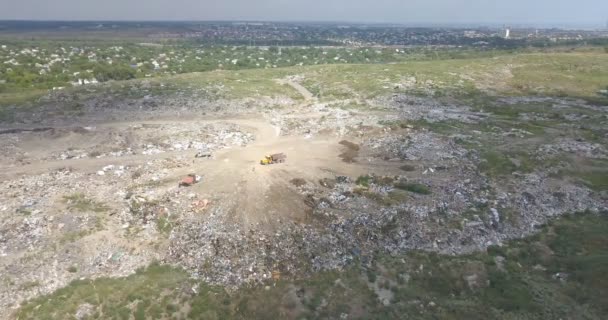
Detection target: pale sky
<box><xmin>1</xmin><ymin>0</ymin><xmax>607</xmax><ymax>27</ymax></box>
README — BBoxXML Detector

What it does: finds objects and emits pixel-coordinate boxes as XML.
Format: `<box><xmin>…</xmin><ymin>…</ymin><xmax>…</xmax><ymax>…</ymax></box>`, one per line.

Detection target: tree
<box><xmin>93</xmin><ymin>64</ymin><xmax>136</xmax><ymax>82</ymax></box>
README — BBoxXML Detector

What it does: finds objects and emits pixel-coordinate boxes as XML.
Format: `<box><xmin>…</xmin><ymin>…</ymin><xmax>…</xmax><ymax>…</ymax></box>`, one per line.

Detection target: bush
<box><xmin>356</xmin><ymin>175</ymin><xmax>372</xmax><ymax>188</ymax></box>
<box><xmin>62</xmin><ymin>193</ymin><xmax>109</xmax><ymax>212</ymax></box>
<box><xmin>394</xmin><ymin>182</ymin><xmax>431</xmax><ymax>195</ymax></box>
<box><xmin>93</xmin><ymin>64</ymin><xmax>136</xmax><ymax>82</ymax></box>
<box><xmin>399</xmin><ymin>164</ymin><xmax>416</xmax><ymax>172</ymax></box>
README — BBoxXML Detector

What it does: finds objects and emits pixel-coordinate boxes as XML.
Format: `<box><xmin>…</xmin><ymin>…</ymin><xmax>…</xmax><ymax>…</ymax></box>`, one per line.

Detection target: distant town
<box><xmin>1</xmin><ymin>21</ymin><xmax>608</xmax><ymax>91</ymax></box>
<box><xmin>1</xmin><ymin>21</ymin><xmax>607</xmax><ymax>46</ymax></box>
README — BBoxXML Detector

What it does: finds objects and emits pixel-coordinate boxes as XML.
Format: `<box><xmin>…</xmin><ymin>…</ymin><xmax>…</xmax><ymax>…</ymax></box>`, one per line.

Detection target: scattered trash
<box><xmin>191</xmin><ymin>199</ymin><xmax>210</xmax><ymax>213</ymax></box>
<box><xmin>96</xmin><ymin>164</ymin><xmax>127</xmax><ymax>177</ymax></box>
<box><xmin>271</xmin><ymin>270</ymin><xmax>281</xmax><ymax>280</ymax></box>
<box><xmin>179</xmin><ymin>174</ymin><xmax>202</xmax><ymax>187</ymax></box>
<box><xmin>195</xmin><ymin>151</ymin><xmax>212</xmax><ymax>158</ymax></box>
<box><xmin>552</xmin><ymin>272</ymin><xmax>569</xmax><ymax>283</ymax></box>
<box><xmin>142</xmin><ymin>146</ymin><xmax>165</xmax><ymax>155</ymax></box>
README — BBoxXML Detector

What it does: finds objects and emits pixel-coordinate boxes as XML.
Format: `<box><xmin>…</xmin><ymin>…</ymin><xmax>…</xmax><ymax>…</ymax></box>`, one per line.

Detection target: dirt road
<box><xmin>277</xmin><ymin>78</ymin><xmax>316</xmax><ymax>102</ymax></box>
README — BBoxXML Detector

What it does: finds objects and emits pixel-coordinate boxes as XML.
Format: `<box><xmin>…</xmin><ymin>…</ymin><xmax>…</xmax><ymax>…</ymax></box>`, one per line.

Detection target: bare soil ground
<box><xmin>0</xmin><ymin>116</ymin><xmax>395</xmax><ymax>226</ymax></box>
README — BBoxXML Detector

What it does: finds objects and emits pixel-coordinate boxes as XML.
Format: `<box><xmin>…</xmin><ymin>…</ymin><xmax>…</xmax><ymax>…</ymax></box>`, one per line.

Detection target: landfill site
<box><xmin>1</xmin><ymin>71</ymin><xmax>607</xmax><ymax>318</ymax></box>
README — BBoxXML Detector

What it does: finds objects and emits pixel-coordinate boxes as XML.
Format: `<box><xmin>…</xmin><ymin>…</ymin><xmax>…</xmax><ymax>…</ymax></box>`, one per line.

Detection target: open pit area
<box><xmin>1</xmin><ymin>50</ymin><xmax>608</xmax><ymax>319</ymax></box>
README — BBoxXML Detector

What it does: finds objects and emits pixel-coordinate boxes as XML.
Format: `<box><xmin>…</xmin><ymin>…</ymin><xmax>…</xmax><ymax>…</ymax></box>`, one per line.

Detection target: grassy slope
<box><xmin>298</xmin><ymin>51</ymin><xmax>608</xmax><ymax>101</ymax></box>
<box><xmin>15</xmin><ymin>213</ymin><xmax>608</xmax><ymax>319</ymax></box>
<box><xmin>3</xmin><ymin>49</ymin><xmax>608</xmax><ymax>107</ymax></box>
<box><xmin>148</xmin><ymin>50</ymin><xmax>608</xmax><ymax>103</ymax></box>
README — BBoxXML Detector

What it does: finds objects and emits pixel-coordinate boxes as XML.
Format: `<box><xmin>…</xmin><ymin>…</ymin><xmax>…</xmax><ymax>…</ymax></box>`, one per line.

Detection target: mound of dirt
<box><xmin>339</xmin><ymin>140</ymin><xmax>360</xmax><ymax>163</ymax></box>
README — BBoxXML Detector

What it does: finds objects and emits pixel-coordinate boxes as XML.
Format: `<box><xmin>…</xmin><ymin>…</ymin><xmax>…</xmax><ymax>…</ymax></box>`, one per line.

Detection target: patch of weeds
<box><xmin>127</xmin><ymin>177</ymin><xmax>174</xmax><ymax>191</ymax></box>
<box><xmin>377</xmin><ymin>176</ymin><xmax>396</xmax><ymax>186</ymax></box>
<box><xmin>88</xmin><ymin>151</ymin><xmax>102</xmax><ymax>158</ymax></box>
<box><xmin>0</xmin><ymin>107</ymin><xmax>15</xmax><ymax>122</ymax></box>
<box><xmin>399</xmin><ymin>164</ymin><xmax>417</xmax><ymax>172</ymax></box>
<box><xmin>579</xmin><ymin>126</ymin><xmax>605</xmax><ymax>143</ymax></box>
<box><xmin>558</xmin><ymin>168</ymin><xmax>608</xmax><ymax>191</ymax></box>
<box><xmin>129</xmin><ymin>198</ymin><xmax>161</xmax><ymax>219</ymax></box>
<box><xmin>478</xmin><ymin>150</ymin><xmax>521</xmax><ymax>177</ymax></box>
<box><xmin>1</xmin><ymin>276</ymin><xmax>15</xmax><ymax>287</ymax></box>
<box><xmin>394</xmin><ymin>182</ymin><xmax>431</xmax><ymax>195</ymax></box>
<box><xmin>481</xmin><ymin>268</ymin><xmax>539</xmax><ymax>312</ymax></box>
<box><xmin>380</xmin><ymin>216</ymin><xmax>400</xmax><ymax>235</ymax></box>
<box><xmin>385</xmin><ymin>191</ymin><xmax>409</xmax><ymax>205</ymax></box>
<box><xmin>290</xmin><ymin>178</ymin><xmax>307</xmax><ymax>187</ymax></box>
<box><xmin>337</xmin><ymin>102</ymin><xmax>375</xmax><ymax>110</ymax></box>
<box><xmin>319</xmin><ymin>178</ymin><xmax>336</xmax><ymax>189</ymax></box>
<box><xmin>67</xmin><ymin>266</ymin><xmax>78</xmax><ymax>273</ymax></box>
<box><xmin>356</xmin><ymin>174</ymin><xmax>394</xmax><ymax>188</ymax></box>
<box><xmin>156</xmin><ymin>216</ymin><xmax>173</xmax><ymax>235</ymax></box>
<box><xmin>16</xmin><ymin>207</ymin><xmax>32</xmax><ymax>216</ymax></box>
<box><xmin>577</xmin><ymin>171</ymin><xmax>608</xmax><ymax>191</ymax></box>
<box><xmin>378</xmin><ymin>119</ymin><xmax>411</xmax><ymax>130</ymax></box>
<box><xmin>353</xmin><ymin>188</ymin><xmax>379</xmax><ymax>201</ymax></box>
<box><xmin>484</xmin><ymin>101</ymin><xmax>553</xmax><ymax>120</ymax></box>
<box><xmin>582</xmin><ymin>95</ymin><xmax>608</xmax><ymax>106</ymax></box>
<box><xmin>16</xmin><ymin>263</ymin><xmax>224</xmax><ymax>320</ymax></box>
<box><xmin>60</xmin><ymin>230</ymin><xmax>92</xmax><ymax>244</ymax></box>
<box><xmin>366</xmin><ymin>269</ymin><xmax>377</xmax><ymax>283</ymax></box>
<box><xmin>354</xmin><ymin>188</ymin><xmax>407</xmax><ymax>206</ymax></box>
<box><xmin>20</xmin><ymin>281</ymin><xmax>40</xmax><ymax>291</ymax></box>
<box><xmin>62</xmin><ymin>193</ymin><xmax>109</xmax><ymax>213</ymax></box>
<box><xmin>356</xmin><ymin>175</ymin><xmax>372</xmax><ymax>188</ymax></box>
<box><xmin>131</xmin><ymin>170</ymin><xmax>143</xmax><ymax>180</ymax></box>
<box><xmin>411</xmin><ymin>119</ymin><xmax>468</xmax><ymax>135</ymax></box>
<box><xmin>353</xmin><ymin>184</ymin><xmax>420</xmax><ymax>206</ymax></box>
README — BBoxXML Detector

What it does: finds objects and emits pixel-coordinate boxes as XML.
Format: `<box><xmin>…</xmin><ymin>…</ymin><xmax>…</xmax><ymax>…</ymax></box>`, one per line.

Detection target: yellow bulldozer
<box><xmin>260</xmin><ymin>153</ymin><xmax>287</xmax><ymax>165</ymax></box>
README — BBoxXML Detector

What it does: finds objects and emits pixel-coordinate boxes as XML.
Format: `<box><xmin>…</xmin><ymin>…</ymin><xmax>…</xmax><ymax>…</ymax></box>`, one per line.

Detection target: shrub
<box><xmin>394</xmin><ymin>182</ymin><xmax>431</xmax><ymax>195</ymax></box>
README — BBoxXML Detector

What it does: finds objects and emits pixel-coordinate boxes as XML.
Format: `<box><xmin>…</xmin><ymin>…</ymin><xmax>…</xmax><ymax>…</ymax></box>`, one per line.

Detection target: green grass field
<box><xmin>3</xmin><ymin>48</ymin><xmax>607</xmax><ymax>108</ymax></box>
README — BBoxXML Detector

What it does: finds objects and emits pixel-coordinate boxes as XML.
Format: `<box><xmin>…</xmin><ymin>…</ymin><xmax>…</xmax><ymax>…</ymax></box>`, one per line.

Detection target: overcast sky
<box><xmin>2</xmin><ymin>0</ymin><xmax>607</xmax><ymax>27</ymax></box>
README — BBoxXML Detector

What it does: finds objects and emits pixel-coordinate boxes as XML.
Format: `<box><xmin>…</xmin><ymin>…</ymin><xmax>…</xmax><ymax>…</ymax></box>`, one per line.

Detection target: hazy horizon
<box><xmin>0</xmin><ymin>20</ymin><xmax>602</xmax><ymax>29</ymax></box>
<box><xmin>1</xmin><ymin>0</ymin><xmax>607</xmax><ymax>28</ymax></box>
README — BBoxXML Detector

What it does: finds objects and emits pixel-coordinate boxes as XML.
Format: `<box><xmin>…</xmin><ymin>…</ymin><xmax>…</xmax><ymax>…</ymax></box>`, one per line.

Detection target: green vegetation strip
<box><xmin>3</xmin><ymin>49</ymin><xmax>608</xmax><ymax>107</ymax></box>
<box><xmin>63</xmin><ymin>193</ymin><xmax>109</xmax><ymax>213</ymax></box>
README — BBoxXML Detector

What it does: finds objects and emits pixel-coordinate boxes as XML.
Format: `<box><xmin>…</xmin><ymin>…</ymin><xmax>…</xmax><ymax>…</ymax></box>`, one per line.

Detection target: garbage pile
<box><xmin>167</xmin><ymin>168</ymin><xmax>606</xmax><ymax>288</ymax></box>
<box><xmin>537</xmin><ymin>138</ymin><xmax>607</xmax><ymax>159</ymax></box>
<box><xmin>364</xmin><ymin>131</ymin><xmax>469</xmax><ymax>162</ymax></box>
